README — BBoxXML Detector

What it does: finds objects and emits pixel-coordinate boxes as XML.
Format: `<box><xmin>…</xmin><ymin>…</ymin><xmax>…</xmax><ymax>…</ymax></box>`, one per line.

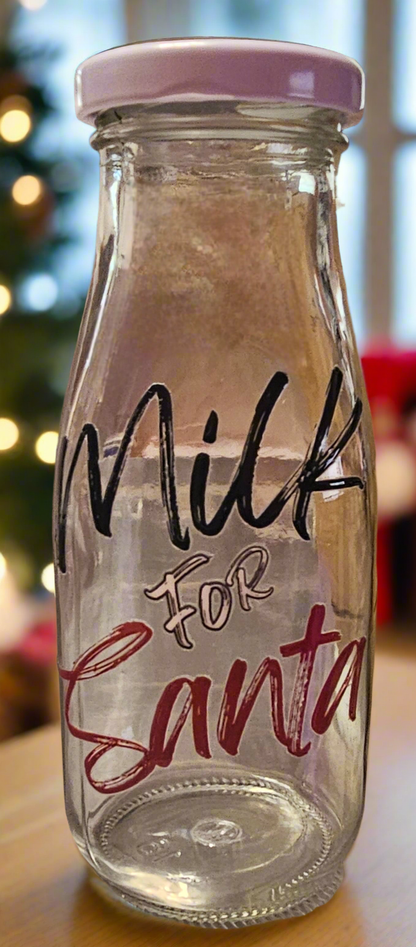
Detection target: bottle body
<box><xmin>54</xmin><ymin>107</ymin><xmax>376</xmax><ymax>926</ymax></box>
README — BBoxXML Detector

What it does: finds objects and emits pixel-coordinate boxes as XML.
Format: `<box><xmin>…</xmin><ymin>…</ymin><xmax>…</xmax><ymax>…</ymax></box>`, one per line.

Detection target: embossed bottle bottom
<box><xmin>90</xmin><ymin>774</ymin><xmax>344</xmax><ymax>928</ymax></box>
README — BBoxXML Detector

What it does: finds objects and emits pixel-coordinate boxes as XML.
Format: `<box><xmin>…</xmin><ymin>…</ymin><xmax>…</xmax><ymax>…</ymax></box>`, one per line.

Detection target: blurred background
<box><xmin>0</xmin><ymin>0</ymin><xmax>415</xmax><ymax>739</ymax></box>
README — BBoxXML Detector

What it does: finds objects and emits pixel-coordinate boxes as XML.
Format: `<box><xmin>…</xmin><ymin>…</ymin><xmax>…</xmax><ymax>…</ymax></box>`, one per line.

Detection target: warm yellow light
<box><xmin>12</xmin><ymin>174</ymin><xmax>43</xmax><ymax>205</ymax></box>
<box><xmin>41</xmin><ymin>562</ymin><xmax>55</xmax><ymax>594</ymax></box>
<box><xmin>0</xmin><ymin>95</ymin><xmax>31</xmax><ymax>114</ymax></box>
<box><xmin>0</xmin><ymin>418</ymin><xmax>19</xmax><ymax>451</ymax></box>
<box><xmin>19</xmin><ymin>0</ymin><xmax>48</xmax><ymax>8</ymax></box>
<box><xmin>0</xmin><ymin>553</ymin><xmax>6</xmax><ymax>581</ymax></box>
<box><xmin>0</xmin><ymin>109</ymin><xmax>32</xmax><ymax>143</ymax></box>
<box><xmin>0</xmin><ymin>285</ymin><xmax>11</xmax><ymax>315</ymax></box>
<box><xmin>35</xmin><ymin>430</ymin><xmax>59</xmax><ymax>464</ymax></box>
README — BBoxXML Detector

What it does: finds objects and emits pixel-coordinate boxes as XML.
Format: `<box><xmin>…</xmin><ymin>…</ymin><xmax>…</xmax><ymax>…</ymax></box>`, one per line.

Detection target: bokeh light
<box><xmin>0</xmin><ymin>553</ymin><xmax>6</xmax><ymax>581</ymax></box>
<box><xmin>0</xmin><ymin>418</ymin><xmax>19</xmax><ymax>451</ymax></box>
<box><xmin>41</xmin><ymin>562</ymin><xmax>55</xmax><ymax>594</ymax></box>
<box><xmin>21</xmin><ymin>273</ymin><xmax>58</xmax><ymax>311</ymax></box>
<box><xmin>0</xmin><ymin>108</ymin><xmax>31</xmax><ymax>143</ymax></box>
<box><xmin>18</xmin><ymin>0</ymin><xmax>48</xmax><ymax>9</ymax></box>
<box><xmin>35</xmin><ymin>430</ymin><xmax>58</xmax><ymax>464</ymax></box>
<box><xmin>0</xmin><ymin>285</ymin><xmax>12</xmax><ymax>315</ymax></box>
<box><xmin>12</xmin><ymin>174</ymin><xmax>43</xmax><ymax>205</ymax></box>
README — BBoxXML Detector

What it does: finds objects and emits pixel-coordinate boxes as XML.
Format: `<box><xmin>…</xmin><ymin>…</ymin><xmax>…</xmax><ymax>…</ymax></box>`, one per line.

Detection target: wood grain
<box><xmin>1</xmin><ymin>647</ymin><xmax>416</xmax><ymax>947</ymax></box>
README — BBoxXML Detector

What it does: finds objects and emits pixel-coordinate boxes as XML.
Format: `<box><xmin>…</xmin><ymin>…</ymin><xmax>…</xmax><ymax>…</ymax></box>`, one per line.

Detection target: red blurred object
<box><xmin>362</xmin><ymin>348</ymin><xmax>416</xmax><ymax>410</ymax></box>
<box><xmin>362</xmin><ymin>347</ymin><xmax>416</xmax><ymax>625</ymax></box>
<box><xmin>11</xmin><ymin>616</ymin><xmax>56</xmax><ymax>667</ymax></box>
<box><xmin>0</xmin><ymin>610</ymin><xmax>58</xmax><ymax>742</ymax></box>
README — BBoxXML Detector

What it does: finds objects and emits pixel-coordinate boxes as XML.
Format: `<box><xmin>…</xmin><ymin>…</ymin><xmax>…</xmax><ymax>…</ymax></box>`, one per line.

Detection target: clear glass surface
<box><xmin>336</xmin><ymin>144</ymin><xmax>366</xmax><ymax>346</ymax></box>
<box><xmin>54</xmin><ymin>104</ymin><xmax>376</xmax><ymax>928</ymax></box>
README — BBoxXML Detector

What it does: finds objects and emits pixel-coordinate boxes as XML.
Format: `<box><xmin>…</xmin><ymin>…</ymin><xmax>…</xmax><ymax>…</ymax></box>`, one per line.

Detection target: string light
<box><xmin>0</xmin><ymin>553</ymin><xmax>6</xmax><ymax>581</ymax></box>
<box><xmin>0</xmin><ymin>418</ymin><xmax>19</xmax><ymax>451</ymax></box>
<box><xmin>35</xmin><ymin>430</ymin><xmax>59</xmax><ymax>464</ymax></box>
<box><xmin>0</xmin><ymin>285</ymin><xmax>11</xmax><ymax>315</ymax></box>
<box><xmin>41</xmin><ymin>562</ymin><xmax>55</xmax><ymax>594</ymax></box>
<box><xmin>12</xmin><ymin>174</ymin><xmax>43</xmax><ymax>206</ymax></box>
<box><xmin>0</xmin><ymin>107</ymin><xmax>31</xmax><ymax>143</ymax></box>
<box><xmin>19</xmin><ymin>0</ymin><xmax>48</xmax><ymax>9</ymax></box>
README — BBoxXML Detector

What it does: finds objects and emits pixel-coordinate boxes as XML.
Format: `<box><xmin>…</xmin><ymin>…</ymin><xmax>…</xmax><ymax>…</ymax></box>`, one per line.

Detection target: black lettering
<box><xmin>56</xmin><ymin>383</ymin><xmax>189</xmax><ymax>573</ymax></box>
<box><xmin>190</xmin><ymin>367</ymin><xmax>363</xmax><ymax>542</ymax></box>
<box><xmin>56</xmin><ymin>367</ymin><xmax>364</xmax><ymax>570</ymax></box>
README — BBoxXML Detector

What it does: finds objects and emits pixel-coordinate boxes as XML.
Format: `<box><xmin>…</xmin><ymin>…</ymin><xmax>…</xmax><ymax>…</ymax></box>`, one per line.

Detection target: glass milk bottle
<box><xmin>54</xmin><ymin>38</ymin><xmax>376</xmax><ymax>928</ymax></box>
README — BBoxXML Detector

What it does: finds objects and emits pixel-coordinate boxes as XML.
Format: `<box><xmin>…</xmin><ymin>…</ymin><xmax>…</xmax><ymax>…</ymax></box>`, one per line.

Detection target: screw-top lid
<box><xmin>75</xmin><ymin>38</ymin><xmax>364</xmax><ymax>128</ymax></box>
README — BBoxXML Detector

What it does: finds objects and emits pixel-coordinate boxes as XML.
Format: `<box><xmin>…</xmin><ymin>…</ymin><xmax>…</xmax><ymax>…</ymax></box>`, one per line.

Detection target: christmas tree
<box><xmin>0</xmin><ymin>25</ymin><xmax>83</xmax><ymax>591</ymax></box>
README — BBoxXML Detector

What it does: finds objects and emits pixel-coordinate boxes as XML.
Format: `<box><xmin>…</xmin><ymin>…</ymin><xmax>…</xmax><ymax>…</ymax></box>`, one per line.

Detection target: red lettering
<box><xmin>59</xmin><ymin>609</ymin><xmax>367</xmax><ymax>795</ymax></box>
<box><xmin>217</xmin><ymin>657</ymin><xmax>288</xmax><ymax>755</ymax></box>
<box><xmin>280</xmin><ymin>604</ymin><xmax>341</xmax><ymax>756</ymax></box>
<box><xmin>59</xmin><ymin>621</ymin><xmax>155</xmax><ymax>794</ymax></box>
<box><xmin>59</xmin><ymin>622</ymin><xmax>212</xmax><ymax>793</ymax></box>
<box><xmin>311</xmin><ymin>637</ymin><xmax>366</xmax><ymax>734</ymax></box>
<box><xmin>149</xmin><ymin>676</ymin><xmax>212</xmax><ymax>766</ymax></box>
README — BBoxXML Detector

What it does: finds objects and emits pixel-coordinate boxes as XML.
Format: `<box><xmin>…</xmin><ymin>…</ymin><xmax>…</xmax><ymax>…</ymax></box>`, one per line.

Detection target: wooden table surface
<box><xmin>1</xmin><ymin>646</ymin><xmax>416</xmax><ymax>947</ymax></box>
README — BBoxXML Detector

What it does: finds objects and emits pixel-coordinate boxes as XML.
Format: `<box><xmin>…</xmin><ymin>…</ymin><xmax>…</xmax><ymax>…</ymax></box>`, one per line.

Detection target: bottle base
<box><xmin>90</xmin><ymin>774</ymin><xmax>345</xmax><ymax>928</ymax></box>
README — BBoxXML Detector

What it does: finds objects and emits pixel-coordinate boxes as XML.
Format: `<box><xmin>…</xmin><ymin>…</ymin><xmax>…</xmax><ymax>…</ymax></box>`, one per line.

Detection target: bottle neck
<box><xmin>92</xmin><ymin>103</ymin><xmax>347</xmax><ymax>293</ymax></box>
<box><xmin>92</xmin><ymin>100</ymin><xmax>347</xmax><ymax>151</ymax></box>
<box><xmin>92</xmin><ymin>99</ymin><xmax>347</xmax><ymax>200</ymax></box>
